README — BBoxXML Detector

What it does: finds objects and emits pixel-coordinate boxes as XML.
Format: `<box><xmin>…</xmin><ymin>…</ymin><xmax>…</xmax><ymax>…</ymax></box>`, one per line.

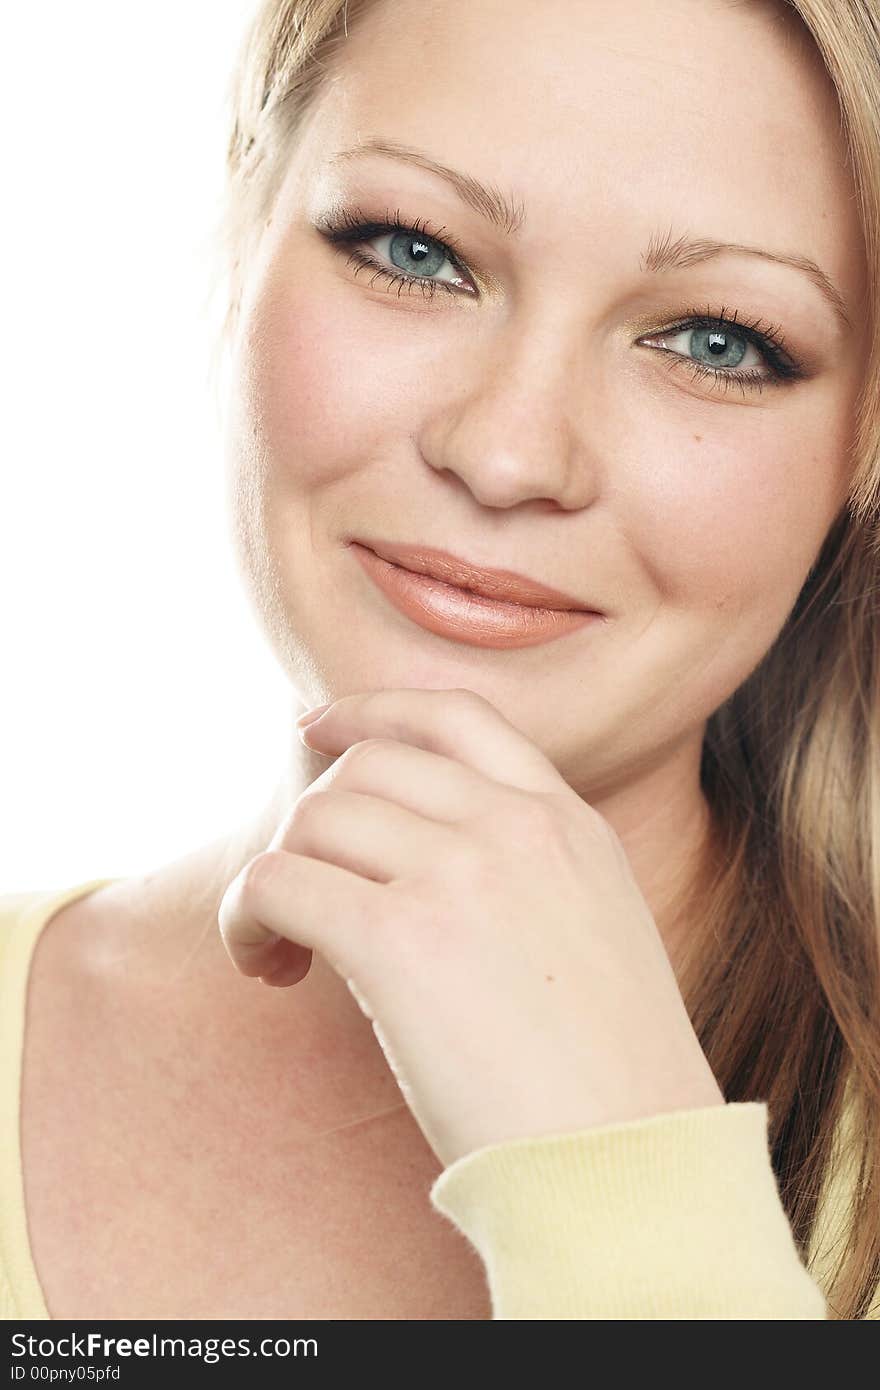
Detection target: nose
<box><xmin>416</xmin><ymin>311</ymin><xmax>602</xmax><ymax>512</ymax></box>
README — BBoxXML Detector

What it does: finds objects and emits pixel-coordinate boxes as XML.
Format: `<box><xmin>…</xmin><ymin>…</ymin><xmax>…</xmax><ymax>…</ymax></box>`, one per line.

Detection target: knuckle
<box><xmin>283</xmin><ymin>796</ymin><xmax>318</xmax><ymax>837</ymax></box>
<box><xmin>277</xmin><ymin>804</ymin><xmax>304</xmax><ymax>838</ymax></box>
<box><xmin>276</xmin><ymin>786</ymin><xmax>340</xmax><ymax>843</ymax></box>
<box><xmin>506</xmin><ymin>793</ymin><xmax>576</xmax><ymax>865</ymax></box>
<box><xmin>344</xmin><ymin>737</ymin><xmax>391</xmax><ymax>768</ymax></box>
<box><xmin>452</xmin><ymin>687</ymin><xmax>487</xmax><ymax>715</ymax></box>
<box><xmin>272</xmin><ymin>799</ymin><xmax>317</xmax><ymax>845</ymax></box>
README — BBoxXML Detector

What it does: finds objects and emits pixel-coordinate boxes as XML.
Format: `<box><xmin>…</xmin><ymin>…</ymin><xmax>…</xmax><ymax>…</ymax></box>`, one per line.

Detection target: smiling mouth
<box><xmin>351</xmin><ymin>537</ymin><xmax>601</xmax><ymax>612</ymax></box>
<box><xmin>349</xmin><ymin>541</ymin><xmax>606</xmax><ymax>650</ymax></box>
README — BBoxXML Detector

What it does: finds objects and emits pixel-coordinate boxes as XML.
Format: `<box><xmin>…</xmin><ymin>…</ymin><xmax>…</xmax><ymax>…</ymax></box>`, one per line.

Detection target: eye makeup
<box><xmin>313</xmin><ymin>202</ymin><xmax>810</xmax><ymax>396</ymax></box>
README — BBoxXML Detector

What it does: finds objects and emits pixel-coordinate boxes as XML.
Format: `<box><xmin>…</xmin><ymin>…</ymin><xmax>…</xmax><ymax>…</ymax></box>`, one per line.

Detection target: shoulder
<box><xmin>0</xmin><ymin>879</ymin><xmax>120</xmax><ymax>932</ymax></box>
<box><xmin>0</xmin><ymin>888</ymin><xmax>54</xmax><ymax>927</ymax></box>
<box><xmin>0</xmin><ymin>879</ymin><xmax>124</xmax><ymax>991</ymax></box>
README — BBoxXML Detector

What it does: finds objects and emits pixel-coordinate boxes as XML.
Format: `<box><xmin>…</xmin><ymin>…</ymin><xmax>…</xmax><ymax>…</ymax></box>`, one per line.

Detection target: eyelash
<box><xmin>316</xmin><ymin>204</ymin><xmax>804</xmax><ymax>396</ymax></box>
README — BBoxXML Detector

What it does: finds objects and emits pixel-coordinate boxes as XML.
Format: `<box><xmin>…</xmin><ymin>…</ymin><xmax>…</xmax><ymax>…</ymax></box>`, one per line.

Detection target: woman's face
<box><xmin>225</xmin><ymin>0</ymin><xmax>867</xmax><ymax>799</ymax></box>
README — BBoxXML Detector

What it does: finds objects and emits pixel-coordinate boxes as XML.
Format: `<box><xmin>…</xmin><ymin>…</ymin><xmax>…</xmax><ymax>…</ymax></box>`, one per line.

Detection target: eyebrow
<box><xmin>642</xmin><ymin>226</ymin><xmax>851</xmax><ymax>333</ymax></box>
<box><xmin>329</xmin><ymin>139</ymin><xmax>851</xmax><ymax>333</ymax></box>
<box><xmin>329</xmin><ymin>138</ymin><xmax>526</xmax><ymax>235</ymax></box>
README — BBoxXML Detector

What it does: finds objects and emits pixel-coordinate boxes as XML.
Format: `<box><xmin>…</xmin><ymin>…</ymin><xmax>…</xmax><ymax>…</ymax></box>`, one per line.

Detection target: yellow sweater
<box><xmin>1</xmin><ymin>879</ymin><xmax>876</xmax><ymax>1321</ymax></box>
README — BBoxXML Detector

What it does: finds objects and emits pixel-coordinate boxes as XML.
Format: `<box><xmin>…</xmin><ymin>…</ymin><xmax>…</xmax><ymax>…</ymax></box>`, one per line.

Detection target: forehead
<box><xmin>301</xmin><ymin>0</ymin><xmax>865</xmax><ymax>311</ymax></box>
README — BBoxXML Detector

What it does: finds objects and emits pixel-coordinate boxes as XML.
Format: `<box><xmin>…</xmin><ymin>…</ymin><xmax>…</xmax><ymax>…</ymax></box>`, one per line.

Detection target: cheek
<box><xmin>231</xmin><ymin>275</ymin><xmax>433</xmax><ymax>493</ymax></box>
<box><xmin>623</xmin><ymin>398</ymin><xmax>850</xmax><ymax>625</ymax></box>
<box><xmin>594</xmin><ymin>400</ymin><xmax>853</xmax><ymax>737</ymax></box>
<box><xmin>234</xmin><ymin>287</ymin><xmax>361</xmax><ymax>487</ymax></box>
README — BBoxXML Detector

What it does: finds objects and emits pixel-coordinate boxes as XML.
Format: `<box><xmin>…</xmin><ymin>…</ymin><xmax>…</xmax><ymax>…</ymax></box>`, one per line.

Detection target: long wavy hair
<box><xmin>207</xmin><ymin>0</ymin><xmax>880</xmax><ymax>1318</ymax></box>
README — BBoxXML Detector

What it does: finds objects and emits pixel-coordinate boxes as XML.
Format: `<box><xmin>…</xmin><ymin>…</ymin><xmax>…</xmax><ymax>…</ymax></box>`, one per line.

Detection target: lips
<box><xmin>348</xmin><ymin>538</ymin><xmax>606</xmax><ymax>650</ymax></box>
<box><xmin>350</xmin><ymin>539</ymin><xmax>600</xmax><ymax>613</ymax></box>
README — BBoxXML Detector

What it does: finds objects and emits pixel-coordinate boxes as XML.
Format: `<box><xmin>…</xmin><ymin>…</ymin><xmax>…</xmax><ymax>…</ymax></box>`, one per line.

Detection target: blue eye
<box><xmin>316</xmin><ymin>206</ymin><xmax>804</xmax><ymax>396</ymax></box>
<box><xmin>317</xmin><ymin>204</ymin><xmax>477</xmax><ymax>299</ymax></box>
<box><xmin>636</xmin><ymin>306</ymin><xmax>802</xmax><ymax>396</ymax></box>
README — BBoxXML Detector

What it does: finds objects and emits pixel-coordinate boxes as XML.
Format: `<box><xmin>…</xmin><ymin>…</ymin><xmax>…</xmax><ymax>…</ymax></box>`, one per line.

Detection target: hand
<box><xmin>218</xmin><ymin>688</ymin><xmax>724</xmax><ymax>1167</ymax></box>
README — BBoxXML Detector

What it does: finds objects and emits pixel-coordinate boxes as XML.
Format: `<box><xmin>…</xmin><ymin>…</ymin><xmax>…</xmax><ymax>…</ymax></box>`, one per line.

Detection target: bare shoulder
<box><xmin>19</xmin><ymin>851</ymin><xmax>493</xmax><ymax>1319</ymax></box>
<box><xmin>29</xmin><ymin>876</ymin><xmax>140</xmax><ymax>984</ymax></box>
<box><xmin>31</xmin><ymin>833</ymin><xmax>238</xmax><ymax>992</ymax></box>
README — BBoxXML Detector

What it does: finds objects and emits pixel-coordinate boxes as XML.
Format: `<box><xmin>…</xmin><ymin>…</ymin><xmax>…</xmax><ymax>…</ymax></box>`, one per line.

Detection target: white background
<box><xmin>0</xmin><ymin>3</ymin><xmax>293</xmax><ymax>890</ymax></box>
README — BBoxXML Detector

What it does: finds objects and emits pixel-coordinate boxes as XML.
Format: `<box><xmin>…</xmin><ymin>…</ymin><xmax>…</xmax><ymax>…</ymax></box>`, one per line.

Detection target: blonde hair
<box><xmin>210</xmin><ymin>0</ymin><xmax>880</xmax><ymax>1317</ymax></box>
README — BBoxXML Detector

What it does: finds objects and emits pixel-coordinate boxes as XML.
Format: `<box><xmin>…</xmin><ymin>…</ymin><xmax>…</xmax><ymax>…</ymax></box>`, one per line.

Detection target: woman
<box><xmin>2</xmin><ymin>0</ymin><xmax>879</xmax><ymax>1320</ymax></box>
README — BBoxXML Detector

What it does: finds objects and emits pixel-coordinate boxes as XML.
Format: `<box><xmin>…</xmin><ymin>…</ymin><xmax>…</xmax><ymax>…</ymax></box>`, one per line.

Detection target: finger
<box><xmin>254</xmin><ymin>938</ymin><xmax>313</xmax><ymax>988</ymax></box>
<box><xmin>298</xmin><ymin>687</ymin><xmax>564</xmax><ymax>796</ymax></box>
<box><xmin>274</xmin><ymin>787</ymin><xmax>462</xmax><ymax>883</ymax></box>
<box><xmin>215</xmin><ymin>862</ymin><xmax>313</xmax><ymax>987</ymax></box>
<box><xmin>218</xmin><ymin>847</ymin><xmax>386</xmax><ymax>985</ymax></box>
<box><xmin>300</xmin><ymin>737</ymin><xmax>500</xmax><ymax>825</ymax></box>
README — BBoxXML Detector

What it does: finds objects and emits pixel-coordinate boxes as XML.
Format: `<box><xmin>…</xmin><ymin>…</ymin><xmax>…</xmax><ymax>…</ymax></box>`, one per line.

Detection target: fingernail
<box><xmin>296</xmin><ymin>701</ymin><xmax>331</xmax><ymax>728</ymax></box>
